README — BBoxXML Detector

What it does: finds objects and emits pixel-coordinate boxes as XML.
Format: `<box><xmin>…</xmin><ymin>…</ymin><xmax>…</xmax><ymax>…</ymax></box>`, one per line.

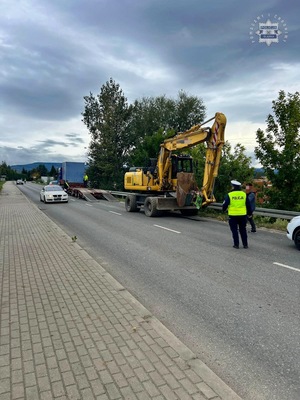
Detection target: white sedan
<box><xmin>40</xmin><ymin>185</ymin><xmax>68</xmax><ymax>203</ymax></box>
<box><xmin>287</xmin><ymin>216</ymin><xmax>300</xmax><ymax>250</ymax></box>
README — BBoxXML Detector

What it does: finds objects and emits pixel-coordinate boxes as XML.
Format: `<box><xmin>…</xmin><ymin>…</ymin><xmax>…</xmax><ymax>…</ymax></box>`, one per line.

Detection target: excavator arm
<box><xmin>199</xmin><ymin>112</ymin><xmax>226</xmax><ymax>205</ymax></box>
<box><xmin>157</xmin><ymin>112</ymin><xmax>226</xmax><ymax>205</ymax></box>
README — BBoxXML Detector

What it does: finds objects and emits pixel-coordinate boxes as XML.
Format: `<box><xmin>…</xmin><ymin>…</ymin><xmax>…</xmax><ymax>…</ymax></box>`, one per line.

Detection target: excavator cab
<box><xmin>171</xmin><ymin>155</ymin><xmax>193</xmax><ymax>179</ymax></box>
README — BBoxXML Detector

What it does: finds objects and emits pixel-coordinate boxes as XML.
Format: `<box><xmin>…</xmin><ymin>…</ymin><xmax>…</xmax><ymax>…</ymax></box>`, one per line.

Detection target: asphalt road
<box><xmin>19</xmin><ymin>183</ymin><xmax>300</xmax><ymax>400</ymax></box>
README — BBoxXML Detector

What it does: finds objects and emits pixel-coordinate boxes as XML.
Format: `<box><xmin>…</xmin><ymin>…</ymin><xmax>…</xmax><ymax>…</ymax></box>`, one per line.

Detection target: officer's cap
<box><xmin>231</xmin><ymin>180</ymin><xmax>241</xmax><ymax>186</ymax></box>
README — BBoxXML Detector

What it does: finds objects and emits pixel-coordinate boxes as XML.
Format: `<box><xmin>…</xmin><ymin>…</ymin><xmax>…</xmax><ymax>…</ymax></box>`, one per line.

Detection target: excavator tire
<box><xmin>144</xmin><ymin>197</ymin><xmax>162</xmax><ymax>217</ymax></box>
<box><xmin>125</xmin><ymin>194</ymin><xmax>139</xmax><ymax>212</ymax></box>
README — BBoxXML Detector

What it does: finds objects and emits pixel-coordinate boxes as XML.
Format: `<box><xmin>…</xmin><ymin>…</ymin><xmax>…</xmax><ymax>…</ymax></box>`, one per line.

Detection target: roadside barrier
<box><xmin>109</xmin><ymin>192</ymin><xmax>299</xmax><ymax>221</ymax></box>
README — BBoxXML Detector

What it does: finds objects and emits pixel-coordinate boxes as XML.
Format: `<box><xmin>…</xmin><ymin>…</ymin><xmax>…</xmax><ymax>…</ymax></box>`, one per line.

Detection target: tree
<box><xmin>128</xmin><ymin>91</ymin><xmax>206</xmax><ymax>167</ymax></box>
<box><xmin>82</xmin><ymin>78</ymin><xmax>132</xmax><ymax>189</ymax></box>
<box><xmin>37</xmin><ymin>164</ymin><xmax>48</xmax><ymax>177</ymax></box>
<box><xmin>255</xmin><ymin>91</ymin><xmax>300</xmax><ymax>211</ymax></box>
<box><xmin>130</xmin><ymin>128</ymin><xmax>175</xmax><ymax>167</ymax></box>
<box><xmin>174</xmin><ymin>90</ymin><xmax>206</xmax><ymax>132</ymax></box>
<box><xmin>49</xmin><ymin>165</ymin><xmax>58</xmax><ymax>178</ymax></box>
<box><xmin>0</xmin><ymin>161</ymin><xmax>16</xmax><ymax>180</ymax></box>
<box><xmin>216</xmin><ymin>143</ymin><xmax>254</xmax><ymax>201</ymax></box>
<box><xmin>21</xmin><ymin>168</ymin><xmax>31</xmax><ymax>181</ymax></box>
<box><xmin>129</xmin><ymin>96</ymin><xmax>175</xmax><ymax>146</ymax></box>
<box><xmin>131</xmin><ymin>91</ymin><xmax>205</xmax><ymax>137</ymax></box>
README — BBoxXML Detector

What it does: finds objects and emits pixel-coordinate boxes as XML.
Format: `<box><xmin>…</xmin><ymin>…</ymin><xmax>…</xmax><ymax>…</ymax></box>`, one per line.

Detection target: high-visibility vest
<box><xmin>228</xmin><ymin>191</ymin><xmax>246</xmax><ymax>216</ymax></box>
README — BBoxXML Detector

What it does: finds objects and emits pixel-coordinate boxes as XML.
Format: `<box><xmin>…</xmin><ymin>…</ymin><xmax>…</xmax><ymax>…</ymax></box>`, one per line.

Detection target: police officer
<box><xmin>83</xmin><ymin>173</ymin><xmax>88</xmax><ymax>188</ymax></box>
<box><xmin>63</xmin><ymin>180</ymin><xmax>70</xmax><ymax>191</ymax></box>
<box><xmin>223</xmin><ymin>180</ymin><xmax>252</xmax><ymax>249</ymax></box>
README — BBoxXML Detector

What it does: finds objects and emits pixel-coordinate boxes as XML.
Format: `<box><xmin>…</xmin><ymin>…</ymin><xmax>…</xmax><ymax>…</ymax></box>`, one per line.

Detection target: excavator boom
<box><xmin>124</xmin><ymin>112</ymin><xmax>227</xmax><ymax>216</ymax></box>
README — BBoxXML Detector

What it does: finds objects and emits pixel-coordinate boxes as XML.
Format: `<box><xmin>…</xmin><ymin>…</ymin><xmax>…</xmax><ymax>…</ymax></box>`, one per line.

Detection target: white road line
<box><xmin>109</xmin><ymin>211</ymin><xmax>122</xmax><ymax>215</ymax></box>
<box><xmin>85</xmin><ymin>203</ymin><xmax>93</xmax><ymax>207</ymax></box>
<box><xmin>154</xmin><ymin>224</ymin><xmax>181</xmax><ymax>234</ymax></box>
<box><xmin>273</xmin><ymin>262</ymin><xmax>300</xmax><ymax>273</ymax></box>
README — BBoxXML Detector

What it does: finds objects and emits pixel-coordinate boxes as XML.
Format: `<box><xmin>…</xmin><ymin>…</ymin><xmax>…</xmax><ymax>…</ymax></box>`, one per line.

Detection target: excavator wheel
<box><xmin>144</xmin><ymin>197</ymin><xmax>162</xmax><ymax>217</ymax></box>
<box><xmin>125</xmin><ymin>194</ymin><xmax>139</xmax><ymax>212</ymax></box>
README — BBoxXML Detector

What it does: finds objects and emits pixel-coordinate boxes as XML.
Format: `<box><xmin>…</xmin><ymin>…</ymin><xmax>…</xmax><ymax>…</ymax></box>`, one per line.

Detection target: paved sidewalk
<box><xmin>0</xmin><ymin>182</ymin><xmax>242</xmax><ymax>400</ymax></box>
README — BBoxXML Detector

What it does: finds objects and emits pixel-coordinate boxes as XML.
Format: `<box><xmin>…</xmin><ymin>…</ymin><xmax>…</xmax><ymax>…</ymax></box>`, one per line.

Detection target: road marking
<box><xmin>85</xmin><ymin>203</ymin><xmax>93</xmax><ymax>207</ymax></box>
<box><xmin>154</xmin><ymin>224</ymin><xmax>181</xmax><ymax>234</ymax></box>
<box><xmin>109</xmin><ymin>211</ymin><xmax>122</xmax><ymax>215</ymax></box>
<box><xmin>273</xmin><ymin>262</ymin><xmax>300</xmax><ymax>273</ymax></box>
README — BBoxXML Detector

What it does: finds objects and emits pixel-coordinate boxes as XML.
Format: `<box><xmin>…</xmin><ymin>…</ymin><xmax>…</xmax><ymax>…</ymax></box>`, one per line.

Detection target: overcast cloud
<box><xmin>0</xmin><ymin>0</ymin><xmax>299</xmax><ymax>166</ymax></box>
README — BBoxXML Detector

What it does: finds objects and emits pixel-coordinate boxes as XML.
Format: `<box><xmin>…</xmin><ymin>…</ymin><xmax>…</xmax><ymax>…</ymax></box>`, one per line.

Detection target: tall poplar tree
<box><xmin>82</xmin><ymin>78</ymin><xmax>132</xmax><ymax>189</ymax></box>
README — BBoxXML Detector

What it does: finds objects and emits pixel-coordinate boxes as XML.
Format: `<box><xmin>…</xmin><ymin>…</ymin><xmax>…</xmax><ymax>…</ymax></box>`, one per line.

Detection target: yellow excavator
<box><xmin>124</xmin><ymin>112</ymin><xmax>226</xmax><ymax>217</ymax></box>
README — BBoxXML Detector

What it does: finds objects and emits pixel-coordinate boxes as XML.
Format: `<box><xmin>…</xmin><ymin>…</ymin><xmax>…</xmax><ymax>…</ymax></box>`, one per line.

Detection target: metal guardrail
<box><xmin>109</xmin><ymin>192</ymin><xmax>299</xmax><ymax>221</ymax></box>
<box><xmin>207</xmin><ymin>203</ymin><xmax>299</xmax><ymax>221</ymax></box>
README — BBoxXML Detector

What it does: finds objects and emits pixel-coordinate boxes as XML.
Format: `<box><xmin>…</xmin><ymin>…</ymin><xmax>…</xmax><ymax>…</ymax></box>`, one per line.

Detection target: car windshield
<box><xmin>45</xmin><ymin>186</ymin><xmax>64</xmax><ymax>192</ymax></box>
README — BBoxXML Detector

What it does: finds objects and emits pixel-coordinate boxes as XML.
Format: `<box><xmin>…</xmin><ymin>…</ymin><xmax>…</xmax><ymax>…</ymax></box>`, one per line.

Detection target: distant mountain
<box><xmin>254</xmin><ymin>168</ymin><xmax>264</xmax><ymax>174</ymax></box>
<box><xmin>11</xmin><ymin>162</ymin><xmax>62</xmax><ymax>173</ymax></box>
<box><xmin>11</xmin><ymin>163</ymin><xmax>266</xmax><ymax>176</ymax></box>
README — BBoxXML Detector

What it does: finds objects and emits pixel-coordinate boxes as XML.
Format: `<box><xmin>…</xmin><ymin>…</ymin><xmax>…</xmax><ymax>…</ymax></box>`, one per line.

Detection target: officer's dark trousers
<box><xmin>228</xmin><ymin>215</ymin><xmax>248</xmax><ymax>247</ymax></box>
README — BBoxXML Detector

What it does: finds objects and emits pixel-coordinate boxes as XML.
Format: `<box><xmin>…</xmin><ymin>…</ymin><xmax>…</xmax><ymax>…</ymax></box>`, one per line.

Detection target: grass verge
<box><xmin>199</xmin><ymin>208</ymin><xmax>289</xmax><ymax>232</ymax></box>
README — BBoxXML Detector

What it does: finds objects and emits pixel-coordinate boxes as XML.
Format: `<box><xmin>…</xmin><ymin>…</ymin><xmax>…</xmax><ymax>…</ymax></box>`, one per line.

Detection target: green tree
<box><xmin>131</xmin><ymin>91</ymin><xmax>205</xmax><ymax>137</ymax></box>
<box><xmin>0</xmin><ymin>161</ymin><xmax>17</xmax><ymax>180</ymax></box>
<box><xmin>129</xmin><ymin>96</ymin><xmax>175</xmax><ymax>147</ymax></box>
<box><xmin>255</xmin><ymin>91</ymin><xmax>300</xmax><ymax>211</ymax></box>
<box><xmin>130</xmin><ymin>128</ymin><xmax>175</xmax><ymax>167</ymax></box>
<box><xmin>174</xmin><ymin>90</ymin><xmax>206</xmax><ymax>132</ymax></box>
<box><xmin>30</xmin><ymin>164</ymin><xmax>48</xmax><ymax>180</ymax></box>
<box><xmin>82</xmin><ymin>78</ymin><xmax>132</xmax><ymax>189</ymax></box>
<box><xmin>49</xmin><ymin>165</ymin><xmax>58</xmax><ymax>178</ymax></box>
<box><xmin>21</xmin><ymin>168</ymin><xmax>31</xmax><ymax>181</ymax></box>
<box><xmin>37</xmin><ymin>164</ymin><xmax>48</xmax><ymax>177</ymax></box>
<box><xmin>128</xmin><ymin>91</ymin><xmax>206</xmax><ymax>167</ymax></box>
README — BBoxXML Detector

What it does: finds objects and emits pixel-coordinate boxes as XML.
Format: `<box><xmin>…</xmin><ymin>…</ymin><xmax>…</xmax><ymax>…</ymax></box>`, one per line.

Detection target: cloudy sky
<box><xmin>0</xmin><ymin>0</ymin><xmax>299</xmax><ymax>167</ymax></box>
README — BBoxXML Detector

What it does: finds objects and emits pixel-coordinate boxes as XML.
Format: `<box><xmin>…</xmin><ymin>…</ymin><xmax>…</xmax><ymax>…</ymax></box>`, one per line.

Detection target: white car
<box><xmin>287</xmin><ymin>216</ymin><xmax>300</xmax><ymax>250</ymax></box>
<box><xmin>16</xmin><ymin>179</ymin><xmax>23</xmax><ymax>185</ymax></box>
<box><xmin>40</xmin><ymin>185</ymin><xmax>68</xmax><ymax>204</ymax></box>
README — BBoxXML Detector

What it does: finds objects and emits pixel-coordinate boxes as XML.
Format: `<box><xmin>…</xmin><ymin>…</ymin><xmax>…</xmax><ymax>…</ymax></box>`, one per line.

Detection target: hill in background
<box><xmin>11</xmin><ymin>162</ymin><xmax>265</xmax><ymax>178</ymax></box>
<box><xmin>11</xmin><ymin>162</ymin><xmax>62</xmax><ymax>173</ymax></box>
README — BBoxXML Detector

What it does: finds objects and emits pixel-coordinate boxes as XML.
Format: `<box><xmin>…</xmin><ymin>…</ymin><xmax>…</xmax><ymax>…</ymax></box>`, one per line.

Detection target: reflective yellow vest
<box><xmin>228</xmin><ymin>191</ymin><xmax>246</xmax><ymax>216</ymax></box>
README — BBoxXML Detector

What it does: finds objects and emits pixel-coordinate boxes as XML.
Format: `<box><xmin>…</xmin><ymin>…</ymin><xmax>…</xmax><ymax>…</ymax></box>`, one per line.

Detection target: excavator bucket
<box><xmin>176</xmin><ymin>172</ymin><xmax>198</xmax><ymax>207</ymax></box>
